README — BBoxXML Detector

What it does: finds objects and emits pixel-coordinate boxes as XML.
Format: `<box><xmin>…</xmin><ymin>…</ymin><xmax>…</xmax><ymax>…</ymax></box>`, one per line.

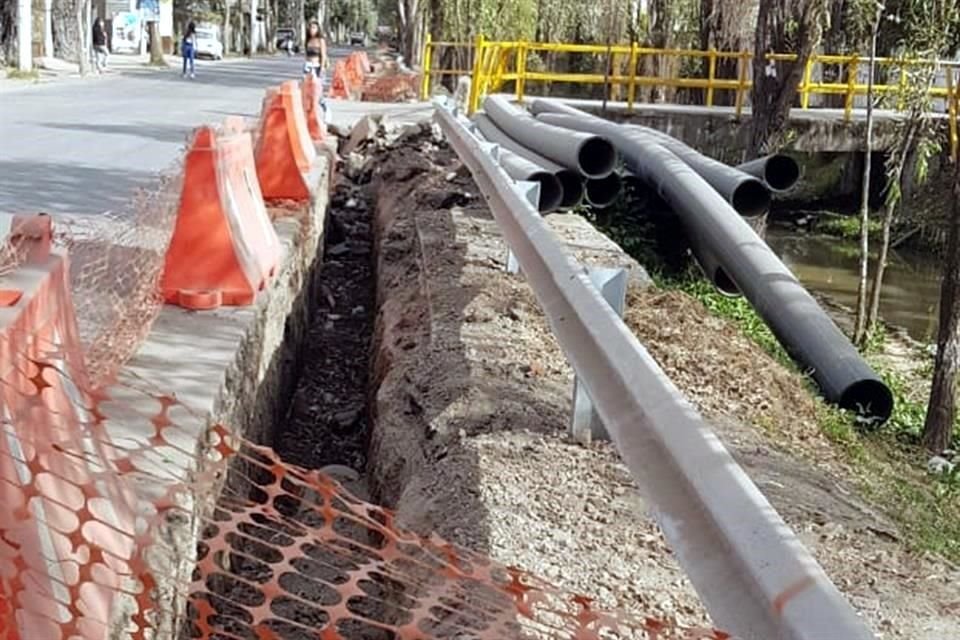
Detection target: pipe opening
<box><xmin>731</xmin><ymin>179</ymin><xmax>772</xmax><ymax>218</ymax></box>
<box><xmin>585</xmin><ymin>173</ymin><xmax>622</xmax><ymax>209</ymax></box>
<box><xmin>556</xmin><ymin>170</ymin><xmax>585</xmax><ymax>209</ymax></box>
<box><xmin>765</xmin><ymin>155</ymin><xmax>801</xmax><ymax>191</ymax></box>
<box><xmin>839</xmin><ymin>379</ymin><xmax>894</xmax><ymax>426</ymax></box>
<box><xmin>531</xmin><ymin>172</ymin><xmax>564</xmax><ymax>213</ymax></box>
<box><xmin>713</xmin><ymin>267</ymin><xmax>740</xmax><ymax>297</ymax></box>
<box><xmin>577</xmin><ymin>137</ymin><xmax>617</xmax><ymax>178</ymax></box>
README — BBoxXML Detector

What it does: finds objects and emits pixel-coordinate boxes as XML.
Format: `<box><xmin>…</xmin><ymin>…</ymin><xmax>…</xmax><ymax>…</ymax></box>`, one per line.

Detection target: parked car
<box><xmin>276</xmin><ymin>27</ymin><xmax>298</xmax><ymax>54</ymax></box>
<box><xmin>194</xmin><ymin>26</ymin><xmax>224</xmax><ymax>59</ymax></box>
<box><xmin>349</xmin><ymin>31</ymin><xmax>368</xmax><ymax>47</ymax></box>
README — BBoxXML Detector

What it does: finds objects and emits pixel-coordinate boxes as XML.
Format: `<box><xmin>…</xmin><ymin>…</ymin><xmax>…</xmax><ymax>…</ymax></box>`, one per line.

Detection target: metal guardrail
<box><xmin>421</xmin><ymin>36</ymin><xmax>960</xmax><ymax>156</ymax></box>
<box><xmin>434</xmin><ymin>100</ymin><xmax>876</xmax><ymax>640</ymax></box>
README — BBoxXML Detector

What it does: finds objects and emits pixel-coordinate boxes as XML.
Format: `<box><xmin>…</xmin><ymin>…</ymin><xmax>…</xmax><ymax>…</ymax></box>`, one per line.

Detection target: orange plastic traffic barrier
<box><xmin>222</xmin><ymin>114</ymin><xmax>247</xmax><ymax>134</ymax></box>
<box><xmin>329</xmin><ymin>59</ymin><xmax>350</xmax><ymax>99</ymax></box>
<box><xmin>301</xmin><ymin>73</ymin><xmax>326</xmax><ymax>142</ymax></box>
<box><xmin>254</xmin><ymin>81</ymin><xmax>317</xmax><ymax>201</ymax></box>
<box><xmin>161</xmin><ymin>125</ymin><xmax>281</xmax><ymax>309</ymax></box>
<box><xmin>0</xmin><ymin>238</ymin><xmax>130</xmax><ymax>640</ymax></box>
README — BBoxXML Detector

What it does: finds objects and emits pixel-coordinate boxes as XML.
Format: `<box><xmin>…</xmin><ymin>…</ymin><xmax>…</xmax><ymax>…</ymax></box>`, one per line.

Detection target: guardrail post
<box><xmin>467</xmin><ymin>34</ymin><xmax>485</xmax><ymax>115</ymax></box>
<box><xmin>420</xmin><ymin>33</ymin><xmax>433</xmax><ymax>101</ymax></box>
<box><xmin>844</xmin><ymin>55</ymin><xmax>859</xmax><ymax>121</ymax></box>
<box><xmin>801</xmin><ymin>55</ymin><xmax>815</xmax><ymax>109</ymax></box>
<box><xmin>570</xmin><ymin>266</ymin><xmax>627</xmax><ymax>444</ymax></box>
<box><xmin>515</xmin><ymin>42</ymin><xmax>528</xmax><ymax>102</ymax></box>
<box><xmin>948</xmin><ymin>68</ymin><xmax>958</xmax><ymax>161</ymax></box>
<box><xmin>505</xmin><ymin>179</ymin><xmax>541</xmax><ymax>274</ymax></box>
<box><xmin>627</xmin><ymin>41</ymin><xmax>639</xmax><ymax>112</ymax></box>
<box><xmin>734</xmin><ymin>50</ymin><xmax>749</xmax><ymax>119</ymax></box>
<box><xmin>706</xmin><ymin>48</ymin><xmax>717</xmax><ymax>107</ymax></box>
<box><xmin>897</xmin><ymin>63</ymin><xmax>908</xmax><ymax>111</ymax></box>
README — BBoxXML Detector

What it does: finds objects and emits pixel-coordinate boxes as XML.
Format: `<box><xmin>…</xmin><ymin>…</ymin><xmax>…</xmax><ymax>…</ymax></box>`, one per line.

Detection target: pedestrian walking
<box><xmin>181</xmin><ymin>22</ymin><xmax>197</xmax><ymax>78</ymax></box>
<box><xmin>303</xmin><ymin>21</ymin><xmax>331</xmax><ymax>123</ymax></box>
<box><xmin>92</xmin><ymin>18</ymin><xmax>109</xmax><ymax>73</ymax></box>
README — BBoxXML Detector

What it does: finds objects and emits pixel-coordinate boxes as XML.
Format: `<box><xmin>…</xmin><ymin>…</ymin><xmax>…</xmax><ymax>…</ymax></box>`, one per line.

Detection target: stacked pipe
<box><xmin>469</xmin><ymin>96</ymin><xmax>626</xmax><ymax>212</ymax></box>
<box><xmin>521</xmin><ymin>98</ymin><xmax>892</xmax><ymax>425</ymax></box>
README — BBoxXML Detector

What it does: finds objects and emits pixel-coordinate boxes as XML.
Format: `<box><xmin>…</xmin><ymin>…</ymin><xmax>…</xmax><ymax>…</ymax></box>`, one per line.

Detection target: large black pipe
<box><xmin>585</xmin><ymin>173</ymin><xmax>623</xmax><ymax>209</ymax></box>
<box><xmin>737</xmin><ymin>155</ymin><xmax>802</xmax><ymax>192</ymax></box>
<box><xmin>537</xmin><ymin>110</ymin><xmax>893</xmax><ymax>424</ymax></box>
<box><xmin>530</xmin><ymin>99</ymin><xmax>771</xmax><ymax>218</ymax></box>
<box><xmin>473</xmin><ymin>113</ymin><xmax>584</xmax><ymax>209</ymax></box>
<box><xmin>492</xmin><ymin>147</ymin><xmax>564</xmax><ymax>213</ymax></box>
<box><xmin>484</xmin><ymin>95</ymin><xmax>617</xmax><ymax>179</ymax></box>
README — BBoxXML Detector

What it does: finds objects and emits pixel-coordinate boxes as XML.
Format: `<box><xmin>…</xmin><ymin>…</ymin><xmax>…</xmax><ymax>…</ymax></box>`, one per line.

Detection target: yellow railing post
<box><xmin>734</xmin><ymin>50</ymin><xmax>749</xmax><ymax>118</ymax></box>
<box><xmin>627</xmin><ymin>41</ymin><xmax>639</xmax><ymax>112</ymax></box>
<box><xmin>844</xmin><ymin>55</ymin><xmax>859</xmax><ymax>121</ymax></box>
<box><xmin>706</xmin><ymin>48</ymin><xmax>717</xmax><ymax>107</ymax></box>
<box><xmin>948</xmin><ymin>68</ymin><xmax>958</xmax><ymax>161</ymax></box>
<box><xmin>801</xmin><ymin>55</ymin><xmax>815</xmax><ymax>109</ymax></box>
<box><xmin>419</xmin><ymin>33</ymin><xmax>433</xmax><ymax>101</ymax></box>
<box><xmin>467</xmin><ymin>34</ymin><xmax>485</xmax><ymax>115</ymax></box>
<box><xmin>516</xmin><ymin>42</ymin><xmax>528</xmax><ymax>101</ymax></box>
<box><xmin>897</xmin><ymin>64</ymin><xmax>908</xmax><ymax>111</ymax></box>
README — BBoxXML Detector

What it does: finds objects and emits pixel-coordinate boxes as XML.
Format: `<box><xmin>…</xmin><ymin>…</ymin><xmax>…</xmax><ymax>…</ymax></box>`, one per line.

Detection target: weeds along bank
<box><xmin>588</xmin><ymin>194</ymin><xmax>960</xmax><ymax>561</ymax></box>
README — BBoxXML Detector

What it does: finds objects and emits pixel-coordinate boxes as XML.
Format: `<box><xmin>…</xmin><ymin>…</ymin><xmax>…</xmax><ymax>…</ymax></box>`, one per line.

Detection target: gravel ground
<box><xmin>350</xmin><ymin>124</ymin><xmax>960</xmax><ymax>638</ymax></box>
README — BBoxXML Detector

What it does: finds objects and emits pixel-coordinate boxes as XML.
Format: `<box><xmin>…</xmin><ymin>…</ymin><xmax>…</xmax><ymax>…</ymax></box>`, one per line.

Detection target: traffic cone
<box><xmin>161</xmin><ymin>125</ymin><xmax>281</xmax><ymax>309</ymax></box>
<box><xmin>301</xmin><ymin>74</ymin><xmax>326</xmax><ymax>142</ymax></box>
<box><xmin>329</xmin><ymin>60</ymin><xmax>350</xmax><ymax>99</ymax></box>
<box><xmin>254</xmin><ymin>81</ymin><xmax>317</xmax><ymax>201</ymax></box>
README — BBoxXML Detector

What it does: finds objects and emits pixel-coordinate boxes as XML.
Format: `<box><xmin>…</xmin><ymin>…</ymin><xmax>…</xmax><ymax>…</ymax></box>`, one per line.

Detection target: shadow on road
<box><xmin>0</xmin><ymin>160</ymin><xmax>160</xmax><ymax>216</ymax></box>
<box><xmin>40</xmin><ymin>122</ymin><xmax>195</xmax><ymax>144</ymax></box>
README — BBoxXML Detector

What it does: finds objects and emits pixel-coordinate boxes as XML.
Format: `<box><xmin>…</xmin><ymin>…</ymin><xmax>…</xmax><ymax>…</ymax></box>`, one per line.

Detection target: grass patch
<box><xmin>5</xmin><ymin>67</ymin><xmax>39</xmax><ymax>81</ymax></box>
<box><xmin>815</xmin><ymin>214</ymin><xmax>883</xmax><ymax>241</ymax></box>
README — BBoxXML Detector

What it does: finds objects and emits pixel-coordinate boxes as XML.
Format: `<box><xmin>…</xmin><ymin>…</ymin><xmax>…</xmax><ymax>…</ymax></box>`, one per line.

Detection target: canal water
<box><xmin>765</xmin><ymin>227</ymin><xmax>943</xmax><ymax>343</ymax></box>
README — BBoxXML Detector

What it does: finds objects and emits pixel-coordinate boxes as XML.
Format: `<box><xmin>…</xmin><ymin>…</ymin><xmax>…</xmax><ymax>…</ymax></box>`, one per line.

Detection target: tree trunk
<box><xmin>853</xmin><ymin>6</ymin><xmax>882</xmax><ymax>345</ymax></box>
<box><xmin>224</xmin><ymin>0</ymin><xmax>231</xmax><ymax>54</ymax></box>
<box><xmin>867</xmin><ymin>125</ymin><xmax>917</xmax><ymax>336</ymax></box>
<box><xmin>746</xmin><ymin>0</ymin><xmax>828</xmax><ymax>159</ymax></box>
<box><xmin>75</xmin><ymin>0</ymin><xmax>89</xmax><ymax>75</ymax></box>
<box><xmin>148</xmin><ymin>21</ymin><xmax>163</xmax><ymax>65</ymax></box>
<box><xmin>923</xmin><ymin>164</ymin><xmax>960</xmax><ymax>454</ymax></box>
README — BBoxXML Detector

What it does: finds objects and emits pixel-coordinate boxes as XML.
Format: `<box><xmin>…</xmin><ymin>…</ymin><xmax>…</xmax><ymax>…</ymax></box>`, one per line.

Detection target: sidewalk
<box><xmin>0</xmin><ymin>53</ymin><xmax>247</xmax><ymax>93</ymax></box>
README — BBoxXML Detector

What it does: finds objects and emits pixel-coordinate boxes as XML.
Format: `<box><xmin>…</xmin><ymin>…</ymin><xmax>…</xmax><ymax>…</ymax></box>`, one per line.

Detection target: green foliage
<box><xmin>5</xmin><ymin>68</ymin><xmax>39</xmax><ymax>80</ymax></box>
<box><xmin>816</xmin><ymin>215</ymin><xmax>882</xmax><ymax>240</ymax></box>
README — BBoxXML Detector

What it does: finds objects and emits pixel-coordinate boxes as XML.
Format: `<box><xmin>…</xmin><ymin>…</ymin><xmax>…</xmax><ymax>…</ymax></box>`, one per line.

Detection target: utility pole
<box><xmin>17</xmin><ymin>0</ymin><xmax>32</xmax><ymax>71</ymax></box>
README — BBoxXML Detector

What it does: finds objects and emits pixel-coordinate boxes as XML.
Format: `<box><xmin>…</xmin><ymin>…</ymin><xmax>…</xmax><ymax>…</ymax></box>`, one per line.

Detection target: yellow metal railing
<box><xmin>420</xmin><ymin>37</ymin><xmax>960</xmax><ymax>157</ymax></box>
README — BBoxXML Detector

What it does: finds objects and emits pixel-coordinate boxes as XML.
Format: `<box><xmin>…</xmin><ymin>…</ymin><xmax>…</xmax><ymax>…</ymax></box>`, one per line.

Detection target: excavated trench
<box><xmin>275</xmin><ymin>162</ymin><xmax>377</xmax><ymax>490</ymax></box>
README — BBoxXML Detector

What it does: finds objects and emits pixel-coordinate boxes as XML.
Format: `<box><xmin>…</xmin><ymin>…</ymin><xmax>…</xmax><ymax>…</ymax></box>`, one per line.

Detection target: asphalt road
<box><xmin>0</xmin><ymin>51</ymin><xmax>350</xmax><ymax>217</ymax></box>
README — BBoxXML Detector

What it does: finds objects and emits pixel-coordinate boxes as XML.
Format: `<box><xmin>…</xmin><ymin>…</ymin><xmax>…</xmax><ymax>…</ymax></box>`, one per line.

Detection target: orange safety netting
<box><xmin>0</xmin><ymin>150</ymin><xmax>732</xmax><ymax>640</ymax></box>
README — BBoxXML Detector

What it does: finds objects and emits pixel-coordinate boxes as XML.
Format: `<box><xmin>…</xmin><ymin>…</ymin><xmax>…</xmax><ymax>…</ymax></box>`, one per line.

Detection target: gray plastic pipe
<box><xmin>473</xmin><ymin>113</ymin><xmax>584</xmax><ymax>209</ymax></box>
<box><xmin>484</xmin><ymin>95</ymin><xmax>617</xmax><ymax>179</ymax></box>
<box><xmin>584</xmin><ymin>173</ymin><xmax>622</xmax><ymax>209</ymax></box>
<box><xmin>530</xmin><ymin>99</ymin><xmax>771</xmax><ymax>218</ymax></box>
<box><xmin>493</xmin><ymin>147</ymin><xmax>564</xmax><ymax>213</ymax></box>
<box><xmin>537</xmin><ymin>110</ymin><xmax>894</xmax><ymax>424</ymax></box>
<box><xmin>738</xmin><ymin>155</ymin><xmax>802</xmax><ymax>192</ymax></box>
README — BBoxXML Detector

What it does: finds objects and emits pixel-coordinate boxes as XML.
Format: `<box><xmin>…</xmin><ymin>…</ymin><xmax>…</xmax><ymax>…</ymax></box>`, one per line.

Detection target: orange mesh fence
<box><xmin>0</xmin><ymin>118</ymin><xmax>734</xmax><ymax>640</ymax></box>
